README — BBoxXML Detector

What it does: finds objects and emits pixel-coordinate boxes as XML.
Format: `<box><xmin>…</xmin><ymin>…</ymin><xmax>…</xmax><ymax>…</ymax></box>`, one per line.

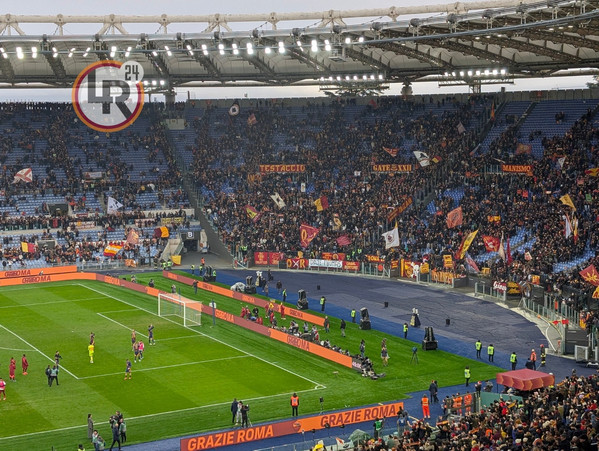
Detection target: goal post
<box><xmin>158</xmin><ymin>293</ymin><xmax>202</xmax><ymax>327</ymax></box>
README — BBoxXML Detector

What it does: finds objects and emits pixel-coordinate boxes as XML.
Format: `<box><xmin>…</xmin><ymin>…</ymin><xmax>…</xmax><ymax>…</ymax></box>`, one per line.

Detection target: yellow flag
<box><xmin>457</xmin><ymin>230</ymin><xmax>479</xmax><ymax>260</ymax></box>
<box><xmin>559</xmin><ymin>194</ymin><xmax>576</xmax><ymax>211</ymax></box>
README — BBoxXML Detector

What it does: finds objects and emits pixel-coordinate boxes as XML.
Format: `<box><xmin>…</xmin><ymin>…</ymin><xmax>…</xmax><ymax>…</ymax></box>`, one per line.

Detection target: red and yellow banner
<box><xmin>371</xmin><ymin>164</ymin><xmax>413</xmax><ymax>172</ymax></box>
<box><xmin>456</xmin><ymin>230</ymin><xmax>478</xmax><ymax>260</ymax></box>
<box><xmin>432</xmin><ymin>269</ymin><xmax>454</xmax><ymax>284</ymax></box>
<box><xmin>259</xmin><ymin>164</ymin><xmax>306</xmax><ymax>173</ymax></box>
<box><xmin>580</xmin><ymin>264</ymin><xmax>599</xmax><ymax>286</ymax></box>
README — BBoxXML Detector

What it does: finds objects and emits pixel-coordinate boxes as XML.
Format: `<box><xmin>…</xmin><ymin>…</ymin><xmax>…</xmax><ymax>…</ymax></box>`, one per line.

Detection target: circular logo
<box><xmin>72</xmin><ymin>60</ymin><xmax>144</xmax><ymax>133</ymax></box>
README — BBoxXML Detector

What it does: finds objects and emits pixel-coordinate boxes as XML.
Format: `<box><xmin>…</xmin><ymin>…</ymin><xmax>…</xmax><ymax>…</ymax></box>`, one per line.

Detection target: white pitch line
<box><xmin>0</xmin><ymin>297</ymin><xmax>108</xmax><ymax>309</ymax></box>
<box><xmin>0</xmin><ymin>385</ymin><xmax>324</xmax><ymax>442</ymax></box>
<box><xmin>79</xmin><ymin>282</ymin><xmax>325</xmax><ymax>388</ymax></box>
<box><xmin>96</xmin><ymin>312</ymin><xmax>148</xmax><ymax>339</ymax></box>
<box><xmin>0</xmin><ymin>324</ymin><xmax>79</xmax><ymax>380</ymax></box>
<box><xmin>0</xmin><ymin>346</ymin><xmax>35</xmax><ymax>353</ymax></box>
<box><xmin>78</xmin><ymin>355</ymin><xmax>251</xmax><ymax>379</ymax></box>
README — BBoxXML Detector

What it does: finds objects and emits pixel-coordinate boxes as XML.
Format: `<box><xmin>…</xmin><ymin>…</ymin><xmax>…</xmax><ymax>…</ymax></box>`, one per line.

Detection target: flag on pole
<box><xmin>506</xmin><ymin>236</ymin><xmax>513</xmax><ymax>266</ymax></box>
<box><xmin>557</xmin><ymin>157</ymin><xmax>566</xmax><ymax>170</ymax></box>
<box><xmin>107</xmin><ymin>197</ymin><xmax>123</xmax><ymax>214</ymax></box>
<box><xmin>332</xmin><ymin>213</ymin><xmax>342</xmax><ymax>231</ymax></box>
<box><xmin>299</xmin><ymin>224</ymin><xmax>319</xmax><ymax>248</ymax></box>
<box><xmin>383</xmin><ymin>146</ymin><xmax>398</xmax><ymax>157</ymax></box>
<box><xmin>490</xmin><ymin>102</ymin><xmax>495</xmax><ymax>121</ymax></box>
<box><xmin>336</xmin><ymin>235</ymin><xmax>352</xmax><ymax>246</ymax></box>
<box><xmin>482</xmin><ymin>235</ymin><xmax>501</xmax><ymax>252</ymax></box>
<box><xmin>153</xmin><ymin>226</ymin><xmax>170</xmax><ymax>239</ymax></box>
<box><xmin>382</xmin><ymin>226</ymin><xmax>400</xmax><ymax>249</ymax></box>
<box><xmin>21</xmin><ymin>242</ymin><xmax>36</xmax><ymax>253</ymax></box>
<box><xmin>559</xmin><ymin>194</ymin><xmax>576</xmax><ymax>211</ymax></box>
<box><xmin>446</xmin><ymin>206</ymin><xmax>463</xmax><ymax>229</ymax></box>
<box><xmin>580</xmin><ymin>264</ymin><xmax>599</xmax><ymax>286</ymax></box>
<box><xmin>270</xmin><ymin>193</ymin><xmax>286</xmax><ymax>209</ymax></box>
<box><xmin>314</xmin><ymin>196</ymin><xmax>329</xmax><ymax>212</ymax></box>
<box><xmin>456</xmin><ymin>230</ymin><xmax>478</xmax><ymax>260</ymax></box>
<box><xmin>573</xmin><ymin>215</ymin><xmax>579</xmax><ymax>243</ymax></box>
<box><xmin>103</xmin><ymin>243</ymin><xmax>123</xmax><ymax>257</ymax></box>
<box><xmin>13</xmin><ymin>168</ymin><xmax>33</xmax><ymax>183</ymax></box>
<box><xmin>413</xmin><ymin>151</ymin><xmax>430</xmax><ymax>167</ymax></box>
<box><xmin>498</xmin><ymin>234</ymin><xmax>506</xmax><ymax>261</ymax></box>
<box><xmin>126</xmin><ymin>228</ymin><xmax>140</xmax><ymax>245</ymax></box>
<box><xmin>564</xmin><ymin>214</ymin><xmax>572</xmax><ymax>239</ymax></box>
<box><xmin>465</xmin><ymin>254</ymin><xmax>480</xmax><ymax>272</ymax></box>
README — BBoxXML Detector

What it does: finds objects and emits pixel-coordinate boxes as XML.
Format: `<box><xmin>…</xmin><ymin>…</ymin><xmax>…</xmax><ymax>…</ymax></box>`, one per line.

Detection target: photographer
<box><xmin>241</xmin><ymin>403</ymin><xmax>250</xmax><ymax>428</ymax></box>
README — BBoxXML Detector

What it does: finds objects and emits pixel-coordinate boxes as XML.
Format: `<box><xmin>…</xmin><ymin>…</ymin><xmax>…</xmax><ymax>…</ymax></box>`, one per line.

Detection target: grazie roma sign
<box><xmin>180</xmin><ymin>401</ymin><xmax>404</xmax><ymax>450</ymax></box>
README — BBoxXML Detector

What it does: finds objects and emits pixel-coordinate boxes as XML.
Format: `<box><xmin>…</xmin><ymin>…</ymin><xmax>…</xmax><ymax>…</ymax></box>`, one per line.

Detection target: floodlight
<box><xmin>110</xmin><ymin>46</ymin><xmax>117</xmax><ymax>57</ymax></box>
<box><xmin>16</xmin><ymin>47</ymin><xmax>24</xmax><ymax>59</ymax></box>
<box><xmin>246</xmin><ymin>42</ymin><xmax>253</xmax><ymax>55</ymax></box>
<box><xmin>218</xmin><ymin>43</ymin><xmax>225</xmax><ymax>55</ymax></box>
<box><xmin>311</xmin><ymin>39</ymin><xmax>318</xmax><ymax>52</ymax></box>
<box><xmin>165</xmin><ymin>45</ymin><xmax>172</xmax><ymax>57</ymax></box>
<box><xmin>232</xmin><ymin>43</ymin><xmax>239</xmax><ymax>55</ymax></box>
<box><xmin>83</xmin><ymin>47</ymin><xmax>90</xmax><ymax>57</ymax></box>
<box><xmin>201</xmin><ymin>44</ymin><xmax>208</xmax><ymax>55</ymax></box>
<box><xmin>345</xmin><ymin>37</ymin><xmax>351</xmax><ymax>44</ymax></box>
<box><xmin>278</xmin><ymin>41</ymin><xmax>285</xmax><ymax>54</ymax></box>
<box><xmin>31</xmin><ymin>46</ymin><xmax>38</xmax><ymax>58</ymax></box>
<box><xmin>265</xmin><ymin>46</ymin><xmax>271</xmax><ymax>54</ymax></box>
<box><xmin>324</xmin><ymin>39</ymin><xmax>331</xmax><ymax>51</ymax></box>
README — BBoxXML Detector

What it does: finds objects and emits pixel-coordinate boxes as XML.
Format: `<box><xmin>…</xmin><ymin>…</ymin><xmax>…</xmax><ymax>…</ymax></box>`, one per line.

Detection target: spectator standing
<box><xmin>118</xmin><ymin>418</ymin><xmax>126</xmax><ymax>444</ymax></box>
<box><xmin>340</xmin><ymin>319</ymin><xmax>346</xmax><ymax>337</ymax></box>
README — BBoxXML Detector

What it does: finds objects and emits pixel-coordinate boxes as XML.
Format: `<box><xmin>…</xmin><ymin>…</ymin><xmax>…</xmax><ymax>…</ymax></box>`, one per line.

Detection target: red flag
<box><xmin>490</xmin><ymin>102</ymin><xmax>495</xmax><ymax>122</ymax></box>
<box><xmin>446</xmin><ymin>206</ymin><xmax>463</xmax><ymax>229</ymax></box>
<box><xmin>382</xmin><ymin>146</ymin><xmax>398</xmax><ymax>157</ymax></box>
<box><xmin>336</xmin><ymin>235</ymin><xmax>352</xmax><ymax>246</ymax></box>
<box><xmin>585</xmin><ymin>168</ymin><xmax>599</xmax><ymax>177</ymax></box>
<box><xmin>482</xmin><ymin>235</ymin><xmax>501</xmax><ymax>252</ymax></box>
<box><xmin>580</xmin><ymin>264</ymin><xmax>599</xmax><ymax>287</ymax></box>
<box><xmin>300</xmin><ymin>224</ymin><xmax>319</xmax><ymax>248</ymax></box>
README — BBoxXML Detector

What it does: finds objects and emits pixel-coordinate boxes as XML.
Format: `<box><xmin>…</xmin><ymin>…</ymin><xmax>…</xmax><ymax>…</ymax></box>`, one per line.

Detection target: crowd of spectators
<box><xmin>0</xmin><ymin>102</ymin><xmax>192</xmax><ymax>266</ymax></box>
<box><xmin>189</xmin><ymin>96</ymin><xmax>597</xmax><ymax>300</ymax></box>
<box><xmin>352</xmin><ymin>372</ymin><xmax>599</xmax><ymax>450</ymax></box>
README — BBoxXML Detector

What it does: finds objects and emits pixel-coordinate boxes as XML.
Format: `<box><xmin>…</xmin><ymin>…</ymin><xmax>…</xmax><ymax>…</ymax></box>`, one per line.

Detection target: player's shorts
<box><xmin>134</xmin><ymin>350</ymin><xmax>139</xmax><ymax>356</ymax></box>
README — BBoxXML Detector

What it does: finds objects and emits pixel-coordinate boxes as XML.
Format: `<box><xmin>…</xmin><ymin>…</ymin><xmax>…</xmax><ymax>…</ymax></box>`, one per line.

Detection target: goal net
<box><xmin>158</xmin><ymin>293</ymin><xmax>202</xmax><ymax>327</ymax></box>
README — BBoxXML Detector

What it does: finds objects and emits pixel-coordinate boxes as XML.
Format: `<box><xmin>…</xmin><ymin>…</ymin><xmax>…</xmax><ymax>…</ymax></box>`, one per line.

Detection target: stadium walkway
<box><xmin>125</xmin><ymin>266</ymin><xmax>596</xmax><ymax>451</ymax></box>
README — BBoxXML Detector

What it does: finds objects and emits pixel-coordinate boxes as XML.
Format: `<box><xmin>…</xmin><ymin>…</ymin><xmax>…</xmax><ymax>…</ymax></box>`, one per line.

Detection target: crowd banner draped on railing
<box><xmin>180</xmin><ymin>401</ymin><xmax>404</xmax><ymax>451</ymax></box>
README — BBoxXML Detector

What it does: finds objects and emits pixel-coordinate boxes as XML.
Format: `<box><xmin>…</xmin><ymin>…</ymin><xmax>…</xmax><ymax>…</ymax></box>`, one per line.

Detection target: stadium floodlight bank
<box><xmin>158</xmin><ymin>293</ymin><xmax>202</xmax><ymax>327</ymax></box>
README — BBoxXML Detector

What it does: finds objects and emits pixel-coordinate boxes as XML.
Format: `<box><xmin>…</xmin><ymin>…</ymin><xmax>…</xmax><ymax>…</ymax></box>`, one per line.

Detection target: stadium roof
<box><xmin>1</xmin><ymin>0</ymin><xmax>599</xmax><ymax>90</ymax></box>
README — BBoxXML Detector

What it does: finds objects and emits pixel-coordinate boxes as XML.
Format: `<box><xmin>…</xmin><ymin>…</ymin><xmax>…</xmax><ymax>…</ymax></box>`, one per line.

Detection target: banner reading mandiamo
<box><xmin>180</xmin><ymin>401</ymin><xmax>404</xmax><ymax>451</ymax></box>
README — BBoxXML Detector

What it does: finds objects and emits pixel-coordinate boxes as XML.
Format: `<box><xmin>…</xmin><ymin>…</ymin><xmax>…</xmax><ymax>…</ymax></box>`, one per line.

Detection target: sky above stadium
<box><xmin>0</xmin><ymin>0</ymin><xmax>593</xmax><ymax>100</ymax></box>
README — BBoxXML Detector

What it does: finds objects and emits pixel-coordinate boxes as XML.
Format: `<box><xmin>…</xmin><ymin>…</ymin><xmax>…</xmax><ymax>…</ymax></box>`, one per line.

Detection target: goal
<box><xmin>158</xmin><ymin>293</ymin><xmax>202</xmax><ymax>327</ymax></box>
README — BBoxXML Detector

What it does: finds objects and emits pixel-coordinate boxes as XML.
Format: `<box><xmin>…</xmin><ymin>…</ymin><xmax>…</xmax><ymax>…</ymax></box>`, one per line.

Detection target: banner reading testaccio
<box><xmin>180</xmin><ymin>402</ymin><xmax>404</xmax><ymax>451</ymax></box>
<box><xmin>259</xmin><ymin>164</ymin><xmax>306</xmax><ymax>173</ymax></box>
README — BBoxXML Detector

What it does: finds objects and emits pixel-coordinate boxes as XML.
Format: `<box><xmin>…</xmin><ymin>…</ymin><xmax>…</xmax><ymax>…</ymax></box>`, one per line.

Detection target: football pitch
<box><xmin>0</xmin><ymin>276</ymin><xmax>499</xmax><ymax>450</ymax></box>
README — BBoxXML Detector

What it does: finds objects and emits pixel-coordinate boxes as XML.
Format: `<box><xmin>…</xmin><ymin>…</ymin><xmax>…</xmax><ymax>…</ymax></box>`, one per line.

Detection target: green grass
<box><xmin>0</xmin><ymin>276</ymin><xmax>499</xmax><ymax>450</ymax></box>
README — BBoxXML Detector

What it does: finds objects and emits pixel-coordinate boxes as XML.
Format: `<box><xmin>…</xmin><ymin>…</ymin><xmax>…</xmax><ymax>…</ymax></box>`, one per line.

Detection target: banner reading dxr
<box><xmin>72</xmin><ymin>60</ymin><xmax>144</xmax><ymax>132</ymax></box>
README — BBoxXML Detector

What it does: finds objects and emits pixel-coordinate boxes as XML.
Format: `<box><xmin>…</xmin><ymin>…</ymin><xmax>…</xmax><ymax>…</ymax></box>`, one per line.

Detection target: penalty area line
<box><xmin>79</xmin><ymin>282</ymin><xmax>325</xmax><ymax>388</ymax></box>
<box><xmin>0</xmin><ymin>324</ymin><xmax>79</xmax><ymax>380</ymax></box>
<box><xmin>78</xmin><ymin>355</ymin><xmax>251</xmax><ymax>379</ymax></box>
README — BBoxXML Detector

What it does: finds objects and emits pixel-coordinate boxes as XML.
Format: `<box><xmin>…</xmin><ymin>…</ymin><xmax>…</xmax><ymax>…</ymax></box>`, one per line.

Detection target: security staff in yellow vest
<box><xmin>487</xmin><ymin>344</ymin><xmax>494</xmax><ymax>362</ymax></box>
<box><xmin>510</xmin><ymin>352</ymin><xmax>518</xmax><ymax>370</ymax></box>
<box><xmin>351</xmin><ymin>309</ymin><xmax>356</xmax><ymax>323</ymax></box>
<box><xmin>403</xmin><ymin>323</ymin><xmax>409</xmax><ymax>339</ymax></box>
<box><xmin>464</xmin><ymin>366</ymin><xmax>471</xmax><ymax>386</ymax></box>
<box><xmin>475</xmin><ymin>339</ymin><xmax>482</xmax><ymax>358</ymax></box>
